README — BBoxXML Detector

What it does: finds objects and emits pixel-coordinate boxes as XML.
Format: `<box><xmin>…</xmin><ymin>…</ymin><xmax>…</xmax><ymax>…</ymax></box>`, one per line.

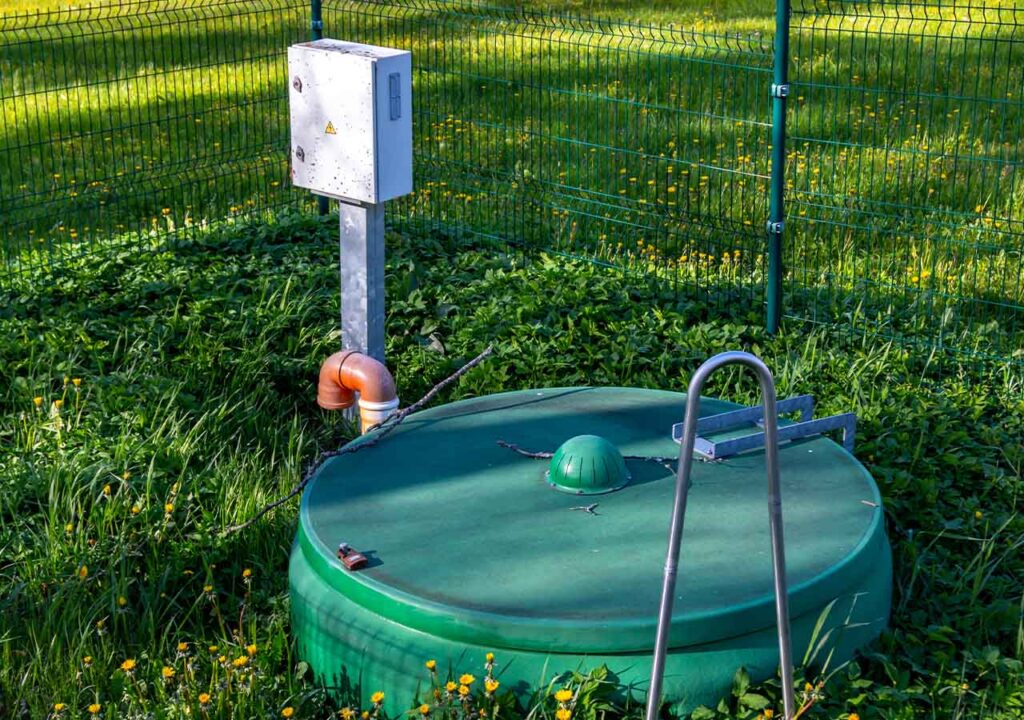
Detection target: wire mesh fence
<box><xmin>787</xmin><ymin>0</ymin><xmax>1024</xmax><ymax>361</ymax></box>
<box><xmin>1</xmin><ymin>0</ymin><xmax>1022</xmax><ymax>364</ymax></box>
<box><xmin>0</xmin><ymin>0</ymin><xmax>308</xmax><ymax>277</ymax></box>
<box><xmin>325</xmin><ymin>0</ymin><xmax>775</xmax><ymax>317</ymax></box>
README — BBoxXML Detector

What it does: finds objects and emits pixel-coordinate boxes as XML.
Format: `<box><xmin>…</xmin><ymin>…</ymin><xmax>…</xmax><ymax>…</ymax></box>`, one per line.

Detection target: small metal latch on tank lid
<box><xmin>672</xmin><ymin>394</ymin><xmax>856</xmax><ymax>460</ymax></box>
<box><xmin>337</xmin><ymin>543</ymin><xmax>368</xmax><ymax>571</ymax></box>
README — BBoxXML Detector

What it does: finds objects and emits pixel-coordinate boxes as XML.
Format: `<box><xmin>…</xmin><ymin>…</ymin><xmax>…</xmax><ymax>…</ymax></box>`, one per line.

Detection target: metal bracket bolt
<box><xmin>766</xmin><ymin>219</ymin><xmax>785</xmax><ymax>234</ymax></box>
<box><xmin>771</xmin><ymin>83</ymin><xmax>791</xmax><ymax>98</ymax></box>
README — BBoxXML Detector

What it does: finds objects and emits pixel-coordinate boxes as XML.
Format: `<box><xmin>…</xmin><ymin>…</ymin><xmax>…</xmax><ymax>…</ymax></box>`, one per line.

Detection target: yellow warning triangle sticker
<box><xmin>324</xmin><ymin>121</ymin><xmax>337</xmax><ymax>135</ymax></box>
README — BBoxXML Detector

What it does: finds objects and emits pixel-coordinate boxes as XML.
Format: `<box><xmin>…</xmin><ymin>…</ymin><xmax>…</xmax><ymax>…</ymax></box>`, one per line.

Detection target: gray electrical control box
<box><xmin>288</xmin><ymin>39</ymin><xmax>412</xmax><ymax>204</ymax></box>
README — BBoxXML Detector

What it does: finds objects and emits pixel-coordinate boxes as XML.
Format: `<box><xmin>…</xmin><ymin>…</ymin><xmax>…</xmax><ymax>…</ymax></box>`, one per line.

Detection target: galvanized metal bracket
<box><xmin>672</xmin><ymin>394</ymin><xmax>856</xmax><ymax>460</ymax></box>
<box><xmin>766</xmin><ymin>219</ymin><xmax>785</xmax><ymax>234</ymax></box>
<box><xmin>771</xmin><ymin>83</ymin><xmax>790</xmax><ymax>98</ymax></box>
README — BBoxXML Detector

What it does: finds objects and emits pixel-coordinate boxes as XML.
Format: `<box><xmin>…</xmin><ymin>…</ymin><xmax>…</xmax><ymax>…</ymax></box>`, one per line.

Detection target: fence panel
<box><xmin>0</xmin><ymin>0</ymin><xmax>308</xmax><ymax>280</ymax></box>
<box><xmin>324</xmin><ymin>0</ymin><xmax>776</xmax><ymax>317</ymax></box>
<box><xmin>787</xmin><ymin>0</ymin><xmax>1024</xmax><ymax>361</ymax></box>
<box><xmin>3</xmin><ymin>0</ymin><xmax>1021</xmax><ymax>364</ymax></box>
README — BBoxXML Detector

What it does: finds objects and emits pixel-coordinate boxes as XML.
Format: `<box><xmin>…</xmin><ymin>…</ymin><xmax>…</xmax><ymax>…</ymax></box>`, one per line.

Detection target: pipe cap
<box><xmin>546</xmin><ymin>434</ymin><xmax>630</xmax><ymax>495</ymax></box>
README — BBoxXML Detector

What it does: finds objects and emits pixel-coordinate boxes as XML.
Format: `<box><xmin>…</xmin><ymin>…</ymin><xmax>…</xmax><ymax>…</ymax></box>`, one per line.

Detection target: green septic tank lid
<box><xmin>546</xmin><ymin>434</ymin><xmax>630</xmax><ymax>494</ymax></box>
<box><xmin>297</xmin><ymin>387</ymin><xmax>886</xmax><ymax>654</ymax></box>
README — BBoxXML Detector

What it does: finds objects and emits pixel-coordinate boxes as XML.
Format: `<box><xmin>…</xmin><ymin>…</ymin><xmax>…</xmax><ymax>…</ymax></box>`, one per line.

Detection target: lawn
<box><xmin>1</xmin><ymin>213</ymin><xmax>1022</xmax><ymax>719</ymax></box>
<box><xmin>3</xmin><ymin>0</ymin><xmax>1022</xmax><ymax>356</ymax></box>
<box><xmin>1</xmin><ymin>0</ymin><xmax>1023</xmax><ymax>718</ymax></box>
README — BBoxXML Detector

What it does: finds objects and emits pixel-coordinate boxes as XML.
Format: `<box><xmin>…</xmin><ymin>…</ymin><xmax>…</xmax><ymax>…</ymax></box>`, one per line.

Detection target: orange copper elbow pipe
<box><xmin>317</xmin><ymin>350</ymin><xmax>399</xmax><ymax>433</ymax></box>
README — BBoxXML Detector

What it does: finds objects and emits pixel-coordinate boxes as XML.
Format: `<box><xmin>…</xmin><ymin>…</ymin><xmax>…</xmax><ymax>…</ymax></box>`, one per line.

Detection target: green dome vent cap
<box><xmin>546</xmin><ymin>434</ymin><xmax>631</xmax><ymax>495</ymax></box>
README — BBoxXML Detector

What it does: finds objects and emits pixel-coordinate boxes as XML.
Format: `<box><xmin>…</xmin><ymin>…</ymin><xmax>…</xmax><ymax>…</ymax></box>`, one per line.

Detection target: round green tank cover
<box><xmin>290</xmin><ymin>387</ymin><xmax>893</xmax><ymax>714</ymax></box>
<box><xmin>547</xmin><ymin>434</ymin><xmax>630</xmax><ymax>494</ymax></box>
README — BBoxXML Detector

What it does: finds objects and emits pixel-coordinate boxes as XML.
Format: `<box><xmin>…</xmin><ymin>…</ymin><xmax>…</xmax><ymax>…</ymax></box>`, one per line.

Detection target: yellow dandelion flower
<box><xmin>362</xmin><ymin>712</ymin><xmax>370</xmax><ymax>719</ymax></box>
<box><xmin>371</xmin><ymin>691</ymin><xmax>385</xmax><ymax>705</ymax></box>
<box><xmin>54</xmin><ymin>399</ymin><xmax>63</xmax><ymax>409</ymax></box>
<box><xmin>554</xmin><ymin>689</ymin><xmax>573</xmax><ymax>703</ymax></box>
<box><xmin>556</xmin><ymin>709</ymin><xmax>571</xmax><ymax>720</ymax></box>
<box><xmin>199</xmin><ymin>692</ymin><xmax>211</xmax><ymax>705</ymax></box>
<box><xmin>162</xmin><ymin>208</ymin><xmax>171</xmax><ymax>216</ymax></box>
<box><xmin>975</xmin><ymin>510</ymin><xmax>983</xmax><ymax>520</ymax></box>
<box><xmin>203</xmin><ymin>584</ymin><xmax>214</xmax><ymax>594</ymax></box>
<box><xmin>164</xmin><ymin>503</ymin><xmax>174</xmax><ymax>513</ymax></box>
<box><xmin>847</xmin><ymin>714</ymin><xmax>859</xmax><ymax>720</ymax></box>
<box><xmin>485</xmin><ymin>679</ymin><xmax>500</xmax><ymax>693</ymax></box>
<box><xmin>445</xmin><ymin>681</ymin><xmax>457</xmax><ymax>692</ymax></box>
<box><xmin>458</xmin><ymin>685</ymin><xmax>470</xmax><ymax>697</ymax></box>
<box><xmin>103</xmin><ymin>485</ymin><xmax>111</xmax><ymax>496</ymax></box>
<box><xmin>425</xmin><ymin>659</ymin><xmax>437</xmax><ymax>671</ymax></box>
<box><xmin>88</xmin><ymin>703</ymin><xmax>101</xmax><ymax>715</ymax></box>
<box><xmin>83</xmin><ymin>656</ymin><xmax>93</xmax><ymax>666</ymax></box>
<box><xmin>78</xmin><ymin>566</ymin><xmax>88</xmax><ymax>580</ymax></box>
<box><xmin>117</xmin><ymin>596</ymin><xmax>127</xmax><ymax>607</ymax></box>
<box><xmin>459</xmin><ymin>674</ymin><xmax>475</xmax><ymax>685</ymax></box>
<box><xmin>54</xmin><ymin>703</ymin><xmax>67</xmax><ymax>712</ymax></box>
<box><xmin>339</xmin><ymin>708</ymin><xmax>356</xmax><ymax>720</ymax></box>
<box><xmin>246</xmin><ymin>643</ymin><xmax>258</xmax><ymax>656</ymax></box>
<box><xmin>282</xmin><ymin>707</ymin><xmax>295</xmax><ymax>718</ymax></box>
<box><xmin>131</xmin><ymin>505</ymin><xmax>141</xmax><ymax>515</ymax></box>
<box><xmin>208</xmin><ymin>645</ymin><xmax>219</xmax><ymax>653</ymax></box>
<box><xmin>122</xmin><ymin>471</ymin><xmax>131</xmax><ymax>480</ymax></box>
<box><xmin>120</xmin><ymin>658</ymin><xmax>137</xmax><ymax>673</ymax></box>
<box><xmin>177</xmin><ymin>642</ymin><xmax>189</xmax><ymax>652</ymax></box>
<box><xmin>162</xmin><ymin>666</ymin><xmax>175</xmax><ymax>679</ymax></box>
<box><xmin>232</xmin><ymin>655</ymin><xmax>249</xmax><ymax>668</ymax></box>
<box><xmin>33</xmin><ymin>396</ymin><xmax>43</xmax><ymax>407</ymax></box>
<box><xmin>804</xmin><ymin>682</ymin><xmax>814</xmax><ymax>692</ymax></box>
<box><xmin>72</xmin><ymin>378</ymin><xmax>82</xmax><ymax>387</ymax></box>
<box><xmin>242</xmin><ymin>568</ymin><xmax>253</xmax><ymax>579</ymax></box>
<box><xmin>763</xmin><ymin>710</ymin><xmax>774</xmax><ymax>719</ymax></box>
<box><xmin>65</xmin><ymin>523</ymin><xmax>74</xmax><ymax>533</ymax></box>
<box><xmin>419</xmin><ymin>704</ymin><xmax>431</xmax><ymax>715</ymax></box>
<box><xmin>485</xmin><ymin>652</ymin><xmax>494</xmax><ymax>663</ymax></box>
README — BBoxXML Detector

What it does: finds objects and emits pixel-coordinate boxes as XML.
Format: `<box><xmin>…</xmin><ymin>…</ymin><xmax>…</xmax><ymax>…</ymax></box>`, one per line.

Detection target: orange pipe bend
<box><xmin>317</xmin><ymin>350</ymin><xmax>399</xmax><ymax>432</ymax></box>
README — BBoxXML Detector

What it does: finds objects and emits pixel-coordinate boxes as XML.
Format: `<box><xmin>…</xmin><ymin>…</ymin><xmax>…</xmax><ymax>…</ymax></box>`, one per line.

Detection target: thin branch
<box><xmin>497</xmin><ymin>440</ymin><xmax>679</xmax><ymax>469</ymax></box>
<box><xmin>223</xmin><ymin>346</ymin><xmax>494</xmax><ymax>535</ymax></box>
<box><xmin>496</xmin><ymin>440</ymin><xmax>552</xmax><ymax>458</ymax></box>
<box><xmin>366</xmin><ymin>345</ymin><xmax>494</xmax><ymax>436</ymax></box>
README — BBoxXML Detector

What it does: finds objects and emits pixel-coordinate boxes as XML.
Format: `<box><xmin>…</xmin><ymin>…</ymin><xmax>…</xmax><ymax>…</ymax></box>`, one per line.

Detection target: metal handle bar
<box><xmin>644</xmin><ymin>351</ymin><xmax>796</xmax><ymax>720</ymax></box>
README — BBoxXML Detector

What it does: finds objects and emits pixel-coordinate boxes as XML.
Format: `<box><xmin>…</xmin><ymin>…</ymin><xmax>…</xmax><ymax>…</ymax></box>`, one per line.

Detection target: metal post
<box><xmin>310</xmin><ymin>0</ymin><xmax>329</xmax><ymax>217</ymax></box>
<box><xmin>339</xmin><ymin>201</ymin><xmax>386</xmax><ymax>362</ymax></box>
<box><xmin>644</xmin><ymin>351</ymin><xmax>796</xmax><ymax>720</ymax></box>
<box><xmin>766</xmin><ymin>0</ymin><xmax>791</xmax><ymax>334</ymax></box>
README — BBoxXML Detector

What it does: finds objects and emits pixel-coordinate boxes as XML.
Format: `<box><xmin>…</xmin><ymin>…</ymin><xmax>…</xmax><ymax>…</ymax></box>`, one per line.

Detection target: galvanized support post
<box><xmin>310</xmin><ymin>0</ymin><xmax>329</xmax><ymax>217</ymax></box>
<box><xmin>766</xmin><ymin>0</ymin><xmax>791</xmax><ymax>334</ymax></box>
<box><xmin>339</xmin><ymin>201</ymin><xmax>386</xmax><ymax>362</ymax></box>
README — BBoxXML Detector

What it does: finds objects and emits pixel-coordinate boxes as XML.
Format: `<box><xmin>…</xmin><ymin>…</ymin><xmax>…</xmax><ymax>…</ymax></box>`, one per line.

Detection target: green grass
<box><xmin>1</xmin><ymin>0</ymin><xmax>1023</xmax><ymax>716</ymax></box>
<box><xmin>2</xmin><ymin>0</ymin><xmax>1022</xmax><ymax>358</ymax></box>
<box><xmin>1</xmin><ymin>213</ymin><xmax>1022</xmax><ymax>719</ymax></box>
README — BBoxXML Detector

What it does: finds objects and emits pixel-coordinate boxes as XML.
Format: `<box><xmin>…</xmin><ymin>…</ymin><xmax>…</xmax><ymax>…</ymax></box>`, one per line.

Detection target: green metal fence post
<box><xmin>766</xmin><ymin>0</ymin><xmax>791</xmax><ymax>334</ymax></box>
<box><xmin>311</xmin><ymin>0</ymin><xmax>329</xmax><ymax>216</ymax></box>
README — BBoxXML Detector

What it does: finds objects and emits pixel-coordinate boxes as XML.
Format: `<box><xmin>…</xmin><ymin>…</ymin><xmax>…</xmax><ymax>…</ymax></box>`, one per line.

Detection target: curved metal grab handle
<box><xmin>644</xmin><ymin>351</ymin><xmax>796</xmax><ymax>720</ymax></box>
